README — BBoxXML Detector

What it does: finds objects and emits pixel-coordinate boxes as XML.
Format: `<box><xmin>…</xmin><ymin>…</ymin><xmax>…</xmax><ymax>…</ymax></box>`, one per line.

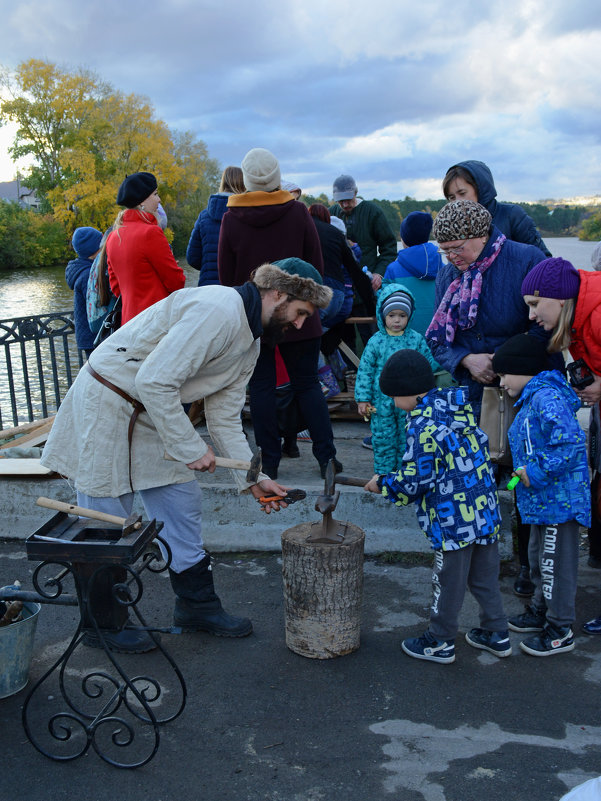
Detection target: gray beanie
<box><xmin>381</xmin><ymin>290</ymin><xmax>414</xmax><ymax>320</ymax></box>
<box><xmin>591</xmin><ymin>242</ymin><xmax>601</xmax><ymax>272</ymax></box>
<box><xmin>242</xmin><ymin>148</ymin><xmax>281</xmax><ymax>192</ymax></box>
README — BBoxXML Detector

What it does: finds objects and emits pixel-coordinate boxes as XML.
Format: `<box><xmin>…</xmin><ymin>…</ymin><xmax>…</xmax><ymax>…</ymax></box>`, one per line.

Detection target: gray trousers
<box><xmin>429</xmin><ymin>541</ymin><xmax>507</xmax><ymax>641</ymax></box>
<box><xmin>529</xmin><ymin>520</ymin><xmax>580</xmax><ymax>628</ymax></box>
<box><xmin>77</xmin><ymin>480</ymin><xmax>205</xmax><ymax>574</ymax></box>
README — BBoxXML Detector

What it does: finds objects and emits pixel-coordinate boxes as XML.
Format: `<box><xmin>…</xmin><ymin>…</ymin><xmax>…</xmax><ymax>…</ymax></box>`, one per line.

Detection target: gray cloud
<box><xmin>1</xmin><ymin>0</ymin><xmax>600</xmax><ymax>201</ymax></box>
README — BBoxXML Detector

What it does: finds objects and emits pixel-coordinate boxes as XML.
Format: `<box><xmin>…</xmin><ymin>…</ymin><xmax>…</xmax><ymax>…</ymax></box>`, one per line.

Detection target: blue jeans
<box><xmin>249</xmin><ymin>337</ymin><xmax>337</xmax><ymax>470</ymax></box>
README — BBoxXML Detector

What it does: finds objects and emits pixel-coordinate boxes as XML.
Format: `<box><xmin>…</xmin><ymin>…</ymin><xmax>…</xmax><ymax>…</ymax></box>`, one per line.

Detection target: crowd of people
<box><xmin>54</xmin><ymin>153</ymin><xmax>601</xmax><ymax>661</ymax></box>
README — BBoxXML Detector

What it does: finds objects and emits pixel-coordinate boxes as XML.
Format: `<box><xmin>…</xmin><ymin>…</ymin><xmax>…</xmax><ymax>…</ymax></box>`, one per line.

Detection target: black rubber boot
<box><xmin>80</xmin><ymin>565</ymin><xmax>157</xmax><ymax>654</ymax></box>
<box><xmin>169</xmin><ymin>555</ymin><xmax>253</xmax><ymax>637</ymax></box>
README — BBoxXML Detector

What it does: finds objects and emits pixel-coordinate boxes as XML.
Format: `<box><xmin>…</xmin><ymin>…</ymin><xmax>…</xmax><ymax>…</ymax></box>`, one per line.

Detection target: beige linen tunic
<box><xmin>41</xmin><ymin>286</ymin><xmax>263</xmax><ymax>497</ymax></box>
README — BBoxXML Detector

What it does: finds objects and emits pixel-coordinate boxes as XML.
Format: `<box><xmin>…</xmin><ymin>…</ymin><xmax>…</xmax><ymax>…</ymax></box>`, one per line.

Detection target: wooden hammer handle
<box><xmin>36</xmin><ymin>497</ymin><xmax>127</xmax><ymax>526</ymax></box>
<box><xmin>164</xmin><ymin>453</ymin><xmax>251</xmax><ymax>471</ymax></box>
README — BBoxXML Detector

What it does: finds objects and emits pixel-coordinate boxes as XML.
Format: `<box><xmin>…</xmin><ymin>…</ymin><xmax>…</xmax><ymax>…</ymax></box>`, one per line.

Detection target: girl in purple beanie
<box><xmin>522</xmin><ymin>256</ymin><xmax>601</xmax><ymax>634</ymax></box>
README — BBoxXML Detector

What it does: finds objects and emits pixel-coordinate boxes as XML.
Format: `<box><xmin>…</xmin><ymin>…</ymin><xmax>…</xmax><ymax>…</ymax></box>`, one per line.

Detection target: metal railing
<box><xmin>0</xmin><ymin>311</ymin><xmax>84</xmax><ymax>429</ymax></box>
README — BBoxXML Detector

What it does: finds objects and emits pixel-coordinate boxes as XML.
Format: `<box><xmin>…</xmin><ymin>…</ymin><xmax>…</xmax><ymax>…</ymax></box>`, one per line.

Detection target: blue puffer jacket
<box><xmin>508</xmin><ymin>371</ymin><xmax>590</xmax><ymax>527</ymax></box>
<box><xmin>454</xmin><ymin>160</ymin><xmax>551</xmax><ymax>256</ymax></box>
<box><xmin>65</xmin><ymin>257</ymin><xmax>95</xmax><ymax>350</ymax></box>
<box><xmin>383</xmin><ymin>242</ymin><xmax>444</xmax><ymax>335</ymax></box>
<box><xmin>427</xmin><ymin>227</ymin><xmax>552</xmax><ymax>410</ymax></box>
<box><xmin>379</xmin><ymin>386</ymin><xmax>500</xmax><ymax>550</ymax></box>
<box><xmin>186</xmin><ymin>193</ymin><xmax>231</xmax><ymax>286</ymax></box>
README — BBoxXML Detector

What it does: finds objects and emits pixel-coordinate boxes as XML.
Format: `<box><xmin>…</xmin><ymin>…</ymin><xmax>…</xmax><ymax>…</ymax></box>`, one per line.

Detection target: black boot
<box><xmin>169</xmin><ymin>555</ymin><xmax>252</xmax><ymax>637</ymax></box>
<box><xmin>80</xmin><ymin>564</ymin><xmax>157</xmax><ymax>654</ymax></box>
<box><xmin>513</xmin><ymin>565</ymin><xmax>535</xmax><ymax>597</ymax></box>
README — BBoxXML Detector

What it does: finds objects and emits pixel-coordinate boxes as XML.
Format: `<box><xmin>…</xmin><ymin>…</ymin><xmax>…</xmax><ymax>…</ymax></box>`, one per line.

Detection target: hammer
<box><xmin>164</xmin><ymin>447</ymin><xmax>262</xmax><ymax>484</ymax></box>
<box><xmin>334</xmin><ymin>473</ymin><xmax>374</xmax><ymax>488</ymax></box>
<box><xmin>36</xmin><ymin>497</ymin><xmax>143</xmax><ymax>536</ymax></box>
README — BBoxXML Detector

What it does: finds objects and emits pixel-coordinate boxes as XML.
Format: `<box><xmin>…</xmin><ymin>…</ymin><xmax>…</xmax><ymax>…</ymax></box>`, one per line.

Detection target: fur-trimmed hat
<box><xmin>242</xmin><ymin>148</ymin><xmax>281</xmax><ymax>192</ymax></box>
<box><xmin>252</xmin><ymin>261</ymin><xmax>333</xmax><ymax>309</ymax></box>
<box><xmin>379</xmin><ymin>350</ymin><xmax>436</xmax><ymax>397</ymax></box>
<box><xmin>116</xmin><ymin>172</ymin><xmax>157</xmax><ymax>208</ymax></box>
<box><xmin>433</xmin><ymin>199</ymin><xmax>492</xmax><ymax>242</ymax></box>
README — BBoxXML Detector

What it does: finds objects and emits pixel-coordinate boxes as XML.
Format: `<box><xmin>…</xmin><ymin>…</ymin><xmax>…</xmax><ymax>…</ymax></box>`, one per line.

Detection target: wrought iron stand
<box><xmin>1</xmin><ymin>512</ymin><xmax>187</xmax><ymax>768</ymax></box>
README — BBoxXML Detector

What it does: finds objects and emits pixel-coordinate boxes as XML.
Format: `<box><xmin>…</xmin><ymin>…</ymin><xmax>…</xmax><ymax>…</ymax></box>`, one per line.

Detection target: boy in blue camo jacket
<box><xmin>493</xmin><ymin>334</ymin><xmax>590</xmax><ymax>657</ymax></box>
<box><xmin>365</xmin><ymin>349</ymin><xmax>509</xmax><ymax>664</ymax></box>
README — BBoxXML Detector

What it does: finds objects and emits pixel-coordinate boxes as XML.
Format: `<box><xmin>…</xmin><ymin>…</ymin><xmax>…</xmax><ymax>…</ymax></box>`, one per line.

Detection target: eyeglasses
<box><xmin>437</xmin><ymin>244</ymin><xmax>467</xmax><ymax>256</ymax></box>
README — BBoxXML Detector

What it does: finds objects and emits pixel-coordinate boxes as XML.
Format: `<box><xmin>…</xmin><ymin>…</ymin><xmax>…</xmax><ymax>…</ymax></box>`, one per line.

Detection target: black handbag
<box><xmin>93</xmin><ymin>295</ymin><xmax>122</xmax><ymax>347</ymax></box>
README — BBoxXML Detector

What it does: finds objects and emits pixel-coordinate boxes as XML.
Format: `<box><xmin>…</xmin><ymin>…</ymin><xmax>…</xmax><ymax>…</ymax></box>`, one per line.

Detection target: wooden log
<box><xmin>281</xmin><ymin>521</ymin><xmax>365</xmax><ymax>659</ymax></box>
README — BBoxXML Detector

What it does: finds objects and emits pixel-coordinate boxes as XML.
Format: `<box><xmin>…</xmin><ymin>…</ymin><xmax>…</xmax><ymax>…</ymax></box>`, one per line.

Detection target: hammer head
<box><xmin>246</xmin><ymin>448</ymin><xmax>262</xmax><ymax>484</ymax></box>
<box><xmin>122</xmin><ymin>513</ymin><xmax>143</xmax><ymax>537</ymax></box>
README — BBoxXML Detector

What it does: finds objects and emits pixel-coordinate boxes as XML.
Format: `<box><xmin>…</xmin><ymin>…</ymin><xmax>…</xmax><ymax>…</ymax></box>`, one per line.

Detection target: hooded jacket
<box><xmin>379</xmin><ymin>386</ymin><xmax>501</xmax><ymax>550</ymax></box>
<box><xmin>569</xmin><ymin>270</ymin><xmax>601</xmax><ymax>375</ymax></box>
<box><xmin>508</xmin><ymin>370</ymin><xmax>590</xmax><ymax>526</ymax></box>
<box><xmin>186</xmin><ymin>193</ymin><xmax>231</xmax><ymax>286</ymax></box>
<box><xmin>451</xmin><ymin>160</ymin><xmax>551</xmax><ymax>256</ymax></box>
<box><xmin>383</xmin><ymin>242</ymin><xmax>444</xmax><ymax>335</ymax></box>
<box><xmin>218</xmin><ymin>190</ymin><xmax>324</xmax><ymax>341</ymax></box>
<box><xmin>355</xmin><ymin>283</ymin><xmax>438</xmax><ymax>406</ymax></box>
<box><xmin>65</xmin><ymin>256</ymin><xmax>96</xmax><ymax>350</ymax></box>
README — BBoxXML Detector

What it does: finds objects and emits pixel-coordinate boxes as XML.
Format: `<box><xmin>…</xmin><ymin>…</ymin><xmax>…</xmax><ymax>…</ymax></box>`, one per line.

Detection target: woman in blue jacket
<box><xmin>186</xmin><ymin>166</ymin><xmax>245</xmax><ymax>286</ymax></box>
<box><xmin>442</xmin><ymin>160</ymin><xmax>551</xmax><ymax>257</ymax></box>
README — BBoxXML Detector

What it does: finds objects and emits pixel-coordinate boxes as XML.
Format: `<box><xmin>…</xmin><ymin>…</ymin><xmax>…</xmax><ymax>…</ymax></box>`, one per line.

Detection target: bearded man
<box><xmin>41</xmin><ymin>261</ymin><xmax>331</xmax><ymax>651</ymax></box>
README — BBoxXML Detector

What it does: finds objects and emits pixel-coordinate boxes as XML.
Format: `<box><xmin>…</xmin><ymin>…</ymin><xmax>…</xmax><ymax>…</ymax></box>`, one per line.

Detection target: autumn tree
<box><xmin>0</xmin><ymin>59</ymin><xmax>220</xmax><ymax>251</ymax></box>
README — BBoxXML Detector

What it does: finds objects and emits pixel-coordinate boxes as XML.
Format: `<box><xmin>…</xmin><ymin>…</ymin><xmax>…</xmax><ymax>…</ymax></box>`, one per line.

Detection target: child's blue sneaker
<box><xmin>401</xmin><ymin>631</ymin><xmax>455</xmax><ymax>663</ymax></box>
<box><xmin>362</xmin><ymin>435</ymin><xmax>373</xmax><ymax>450</ymax></box>
<box><xmin>520</xmin><ymin>624</ymin><xmax>574</xmax><ymax>656</ymax></box>
<box><xmin>465</xmin><ymin>628</ymin><xmax>512</xmax><ymax>657</ymax></box>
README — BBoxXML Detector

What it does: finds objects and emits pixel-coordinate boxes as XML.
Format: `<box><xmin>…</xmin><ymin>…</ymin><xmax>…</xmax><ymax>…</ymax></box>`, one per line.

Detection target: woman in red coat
<box><xmin>107</xmin><ymin>172</ymin><xmax>185</xmax><ymax>324</ymax></box>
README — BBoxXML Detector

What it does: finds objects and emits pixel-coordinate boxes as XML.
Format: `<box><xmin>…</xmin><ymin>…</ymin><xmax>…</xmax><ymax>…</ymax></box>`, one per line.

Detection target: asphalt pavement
<box><xmin>1</xmin><ymin>526</ymin><xmax>600</xmax><ymax>800</ymax></box>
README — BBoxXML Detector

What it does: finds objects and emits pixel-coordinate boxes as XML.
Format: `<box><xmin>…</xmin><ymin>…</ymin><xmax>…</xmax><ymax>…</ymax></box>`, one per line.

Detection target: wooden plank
<box><xmin>0</xmin><ymin>415</ymin><xmax>55</xmax><ymax>440</ymax></box>
<box><xmin>0</xmin><ymin>458</ymin><xmax>53</xmax><ymax>475</ymax></box>
<box><xmin>0</xmin><ymin>420</ymin><xmax>54</xmax><ymax>450</ymax></box>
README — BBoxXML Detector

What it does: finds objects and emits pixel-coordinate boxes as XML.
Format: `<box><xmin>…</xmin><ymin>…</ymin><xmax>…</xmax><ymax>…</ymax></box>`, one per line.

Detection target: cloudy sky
<box><xmin>1</xmin><ymin>0</ymin><xmax>600</xmax><ymax>203</ymax></box>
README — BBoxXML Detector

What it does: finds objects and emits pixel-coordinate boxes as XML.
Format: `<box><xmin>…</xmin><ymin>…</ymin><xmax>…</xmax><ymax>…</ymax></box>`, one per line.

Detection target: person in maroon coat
<box><xmin>218</xmin><ymin>148</ymin><xmax>341</xmax><ymax>479</ymax></box>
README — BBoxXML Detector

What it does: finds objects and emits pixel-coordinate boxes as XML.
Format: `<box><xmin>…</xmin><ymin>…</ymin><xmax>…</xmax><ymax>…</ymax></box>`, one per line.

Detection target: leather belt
<box><xmin>86</xmin><ymin>363</ymin><xmax>146</xmax><ymax>491</ymax></box>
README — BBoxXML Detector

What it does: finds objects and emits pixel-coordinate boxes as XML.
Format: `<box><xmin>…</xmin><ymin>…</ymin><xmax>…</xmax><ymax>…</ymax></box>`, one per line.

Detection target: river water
<box><xmin>0</xmin><ymin>238</ymin><xmax>598</xmax><ymax>319</ymax></box>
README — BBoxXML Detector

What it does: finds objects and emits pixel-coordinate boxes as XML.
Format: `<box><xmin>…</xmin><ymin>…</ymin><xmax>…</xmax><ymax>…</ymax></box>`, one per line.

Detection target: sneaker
<box><xmin>282</xmin><ymin>440</ymin><xmax>300</xmax><ymax>458</ymax></box>
<box><xmin>401</xmin><ymin>631</ymin><xmax>455</xmax><ymax>664</ymax></box>
<box><xmin>513</xmin><ymin>566</ymin><xmax>535</xmax><ymax>597</ymax></box>
<box><xmin>520</xmin><ymin>623</ymin><xmax>575</xmax><ymax>656</ymax></box>
<box><xmin>465</xmin><ymin>628</ymin><xmax>512</xmax><ymax>657</ymax></box>
<box><xmin>297</xmin><ymin>429</ymin><xmax>312</xmax><ymax>442</ymax></box>
<box><xmin>319</xmin><ymin>458</ymin><xmax>343</xmax><ymax>479</ymax></box>
<box><xmin>508</xmin><ymin>605</ymin><xmax>546</xmax><ymax>633</ymax></box>
<box><xmin>362</xmin><ymin>435</ymin><xmax>373</xmax><ymax>450</ymax></box>
<box><xmin>583</xmin><ymin>615</ymin><xmax>601</xmax><ymax>634</ymax></box>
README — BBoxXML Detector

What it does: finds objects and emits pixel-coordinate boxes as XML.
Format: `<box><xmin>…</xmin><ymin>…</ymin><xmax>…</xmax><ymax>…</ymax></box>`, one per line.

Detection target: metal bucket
<box><xmin>0</xmin><ymin>601</ymin><xmax>41</xmax><ymax>698</ymax></box>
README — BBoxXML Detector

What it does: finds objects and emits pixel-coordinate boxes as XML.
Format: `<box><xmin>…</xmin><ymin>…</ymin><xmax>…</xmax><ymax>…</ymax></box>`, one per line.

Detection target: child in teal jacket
<box><xmin>355</xmin><ymin>284</ymin><xmax>438</xmax><ymax>473</ymax></box>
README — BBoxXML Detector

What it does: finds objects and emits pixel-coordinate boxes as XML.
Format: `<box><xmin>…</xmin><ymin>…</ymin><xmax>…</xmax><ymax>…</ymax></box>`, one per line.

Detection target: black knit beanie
<box><xmin>379</xmin><ymin>350</ymin><xmax>436</xmax><ymax>397</ymax></box>
<box><xmin>492</xmin><ymin>333</ymin><xmax>550</xmax><ymax>376</ymax></box>
<box><xmin>116</xmin><ymin>172</ymin><xmax>158</xmax><ymax>208</ymax></box>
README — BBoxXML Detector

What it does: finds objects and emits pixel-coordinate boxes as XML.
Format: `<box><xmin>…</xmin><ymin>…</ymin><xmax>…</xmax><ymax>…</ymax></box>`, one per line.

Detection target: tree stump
<box><xmin>281</xmin><ymin>521</ymin><xmax>365</xmax><ymax>659</ymax></box>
